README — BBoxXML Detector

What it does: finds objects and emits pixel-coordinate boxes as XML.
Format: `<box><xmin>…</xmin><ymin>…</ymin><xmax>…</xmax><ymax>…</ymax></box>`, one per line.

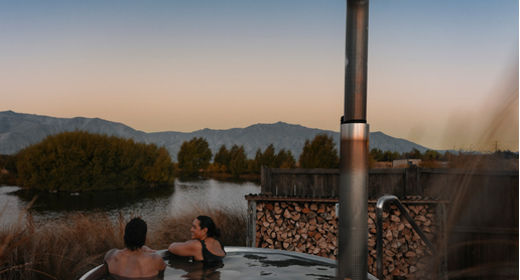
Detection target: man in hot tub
<box><xmin>86</xmin><ymin>217</ymin><xmax>166</xmax><ymax>280</ymax></box>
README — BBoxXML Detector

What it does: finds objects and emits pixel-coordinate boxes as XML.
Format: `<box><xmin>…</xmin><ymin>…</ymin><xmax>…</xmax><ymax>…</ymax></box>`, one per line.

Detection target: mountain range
<box><xmin>0</xmin><ymin>111</ymin><xmax>431</xmax><ymax>161</ymax></box>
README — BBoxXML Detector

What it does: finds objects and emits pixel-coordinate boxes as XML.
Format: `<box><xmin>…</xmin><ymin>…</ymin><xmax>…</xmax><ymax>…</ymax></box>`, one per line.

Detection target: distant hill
<box><xmin>0</xmin><ymin>111</ymin><xmax>431</xmax><ymax>161</ymax></box>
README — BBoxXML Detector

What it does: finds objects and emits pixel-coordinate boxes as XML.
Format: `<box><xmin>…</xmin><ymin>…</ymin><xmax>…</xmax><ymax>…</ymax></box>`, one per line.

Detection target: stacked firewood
<box><xmin>255</xmin><ymin>201</ymin><xmax>338</xmax><ymax>258</ymax></box>
<box><xmin>255</xmin><ymin>200</ymin><xmax>439</xmax><ymax>279</ymax></box>
<box><xmin>367</xmin><ymin>204</ymin><xmax>439</xmax><ymax>279</ymax></box>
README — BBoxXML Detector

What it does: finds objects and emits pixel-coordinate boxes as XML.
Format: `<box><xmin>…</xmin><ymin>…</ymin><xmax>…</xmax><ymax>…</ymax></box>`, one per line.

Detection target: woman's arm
<box><xmin>168</xmin><ymin>240</ymin><xmax>200</xmax><ymax>257</ymax></box>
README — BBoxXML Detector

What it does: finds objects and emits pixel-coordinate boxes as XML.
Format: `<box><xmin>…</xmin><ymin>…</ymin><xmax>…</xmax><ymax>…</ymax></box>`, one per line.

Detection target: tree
<box><xmin>144</xmin><ymin>147</ymin><xmax>177</xmax><ymax>186</ymax></box>
<box><xmin>441</xmin><ymin>151</ymin><xmax>454</xmax><ymax>161</ymax></box>
<box><xmin>299</xmin><ymin>134</ymin><xmax>339</xmax><ymax>168</ymax></box>
<box><xmin>214</xmin><ymin>145</ymin><xmax>230</xmax><ymax>171</ymax></box>
<box><xmin>275</xmin><ymin>149</ymin><xmax>296</xmax><ymax>168</ymax></box>
<box><xmin>423</xmin><ymin>149</ymin><xmax>441</xmax><ymax>161</ymax></box>
<box><xmin>370</xmin><ymin>148</ymin><xmax>384</xmax><ymax>162</ymax></box>
<box><xmin>177</xmin><ymin>137</ymin><xmax>213</xmax><ymax>176</ymax></box>
<box><xmin>404</xmin><ymin>148</ymin><xmax>423</xmax><ymax>159</ymax></box>
<box><xmin>0</xmin><ymin>154</ymin><xmax>16</xmax><ymax>174</ymax></box>
<box><xmin>253</xmin><ymin>149</ymin><xmax>262</xmax><ymax>173</ymax></box>
<box><xmin>0</xmin><ymin>154</ymin><xmax>17</xmax><ymax>185</ymax></box>
<box><xmin>382</xmin><ymin>151</ymin><xmax>400</xmax><ymax>162</ymax></box>
<box><xmin>228</xmin><ymin>145</ymin><xmax>247</xmax><ymax>177</ymax></box>
<box><xmin>253</xmin><ymin>144</ymin><xmax>277</xmax><ymax>173</ymax></box>
<box><xmin>258</xmin><ymin>144</ymin><xmax>276</xmax><ymax>167</ymax></box>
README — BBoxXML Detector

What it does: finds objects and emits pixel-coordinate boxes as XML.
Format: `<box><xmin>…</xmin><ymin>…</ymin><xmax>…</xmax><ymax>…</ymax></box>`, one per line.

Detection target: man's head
<box><xmin>124</xmin><ymin>217</ymin><xmax>147</xmax><ymax>250</ymax></box>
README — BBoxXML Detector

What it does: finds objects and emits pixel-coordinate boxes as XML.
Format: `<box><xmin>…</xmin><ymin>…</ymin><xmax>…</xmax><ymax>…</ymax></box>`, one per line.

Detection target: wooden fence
<box><xmin>260</xmin><ymin>166</ymin><xmax>519</xmax><ymax>279</ymax></box>
<box><xmin>261</xmin><ymin>166</ymin><xmax>518</xmax><ymax>199</ymax></box>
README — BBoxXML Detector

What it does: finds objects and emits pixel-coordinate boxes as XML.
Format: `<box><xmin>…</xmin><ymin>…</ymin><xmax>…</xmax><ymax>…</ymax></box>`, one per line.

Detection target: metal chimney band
<box><xmin>340</xmin><ymin>122</ymin><xmax>369</xmax><ymax>141</ymax></box>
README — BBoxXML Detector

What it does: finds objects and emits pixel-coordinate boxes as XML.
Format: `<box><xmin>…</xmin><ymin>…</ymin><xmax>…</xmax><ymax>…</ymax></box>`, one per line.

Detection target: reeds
<box><xmin>0</xmin><ymin>213</ymin><xmax>124</xmax><ymax>279</ymax></box>
<box><xmin>150</xmin><ymin>208</ymin><xmax>247</xmax><ymax>249</ymax></box>
<box><xmin>0</xmin><ymin>208</ymin><xmax>246</xmax><ymax>279</ymax></box>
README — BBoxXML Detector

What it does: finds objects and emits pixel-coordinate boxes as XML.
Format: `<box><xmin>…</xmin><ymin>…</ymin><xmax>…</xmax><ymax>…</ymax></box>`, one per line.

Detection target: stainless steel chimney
<box><xmin>337</xmin><ymin>0</ymin><xmax>369</xmax><ymax>280</ymax></box>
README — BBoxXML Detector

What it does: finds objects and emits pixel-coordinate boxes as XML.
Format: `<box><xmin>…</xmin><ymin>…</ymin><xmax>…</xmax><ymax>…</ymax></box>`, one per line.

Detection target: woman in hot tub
<box><xmin>168</xmin><ymin>215</ymin><xmax>226</xmax><ymax>265</ymax></box>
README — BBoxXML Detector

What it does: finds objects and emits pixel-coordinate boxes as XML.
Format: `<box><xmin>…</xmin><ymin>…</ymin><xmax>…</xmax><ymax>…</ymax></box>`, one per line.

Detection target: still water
<box><xmin>0</xmin><ymin>179</ymin><xmax>260</xmax><ymax>227</ymax></box>
<box><xmin>80</xmin><ymin>248</ymin><xmax>341</xmax><ymax>280</ymax></box>
<box><xmin>164</xmin><ymin>250</ymin><xmax>336</xmax><ymax>280</ymax></box>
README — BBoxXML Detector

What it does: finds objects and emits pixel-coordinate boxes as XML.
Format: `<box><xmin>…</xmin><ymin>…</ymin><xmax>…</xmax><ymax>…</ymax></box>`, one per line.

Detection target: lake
<box><xmin>0</xmin><ymin>179</ymin><xmax>260</xmax><ymax>228</ymax></box>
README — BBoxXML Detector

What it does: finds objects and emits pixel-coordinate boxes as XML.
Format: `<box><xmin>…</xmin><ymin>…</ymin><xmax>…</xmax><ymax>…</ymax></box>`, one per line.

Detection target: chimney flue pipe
<box><xmin>337</xmin><ymin>0</ymin><xmax>369</xmax><ymax>280</ymax></box>
<box><xmin>344</xmin><ymin>0</ymin><xmax>369</xmax><ymax>121</ymax></box>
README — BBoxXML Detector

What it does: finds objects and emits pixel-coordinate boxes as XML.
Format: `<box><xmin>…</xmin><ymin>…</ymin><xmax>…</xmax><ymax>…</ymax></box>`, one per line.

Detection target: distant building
<box><xmin>372</xmin><ymin>161</ymin><xmax>392</xmax><ymax>169</ymax></box>
<box><xmin>392</xmin><ymin>159</ymin><xmax>421</xmax><ymax>168</ymax></box>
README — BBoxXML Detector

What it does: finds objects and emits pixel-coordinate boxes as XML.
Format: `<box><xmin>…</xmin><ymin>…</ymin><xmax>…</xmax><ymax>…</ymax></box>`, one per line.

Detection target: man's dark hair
<box><xmin>124</xmin><ymin>217</ymin><xmax>147</xmax><ymax>250</ymax></box>
<box><xmin>197</xmin><ymin>215</ymin><xmax>221</xmax><ymax>238</ymax></box>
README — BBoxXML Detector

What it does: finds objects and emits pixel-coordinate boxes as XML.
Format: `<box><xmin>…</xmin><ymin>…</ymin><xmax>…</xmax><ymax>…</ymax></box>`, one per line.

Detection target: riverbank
<box><xmin>0</xmin><ymin>168</ymin><xmax>260</xmax><ymax>191</ymax></box>
<box><xmin>192</xmin><ymin>171</ymin><xmax>260</xmax><ymax>183</ymax></box>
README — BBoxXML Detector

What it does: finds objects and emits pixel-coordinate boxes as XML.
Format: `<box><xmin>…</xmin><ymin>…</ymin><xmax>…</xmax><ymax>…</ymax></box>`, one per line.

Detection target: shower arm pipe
<box><xmin>376</xmin><ymin>195</ymin><xmax>436</xmax><ymax>280</ymax></box>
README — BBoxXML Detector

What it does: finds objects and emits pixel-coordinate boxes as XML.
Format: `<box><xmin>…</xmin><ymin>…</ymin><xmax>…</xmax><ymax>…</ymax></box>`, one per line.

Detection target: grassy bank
<box><xmin>0</xmin><ymin>210</ymin><xmax>246</xmax><ymax>279</ymax></box>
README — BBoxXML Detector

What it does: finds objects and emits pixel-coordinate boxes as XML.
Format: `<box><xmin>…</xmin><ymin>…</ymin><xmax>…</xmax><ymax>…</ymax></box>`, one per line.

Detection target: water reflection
<box><xmin>0</xmin><ymin>186</ymin><xmax>24</xmax><ymax>226</ymax></box>
<box><xmin>0</xmin><ymin>179</ymin><xmax>259</xmax><ymax>227</ymax></box>
<box><xmin>169</xmin><ymin>180</ymin><xmax>259</xmax><ymax>216</ymax></box>
<box><xmin>168</xmin><ymin>257</ymin><xmax>223</xmax><ymax>280</ymax></box>
<box><xmin>14</xmin><ymin>185</ymin><xmax>175</xmax><ymax>212</ymax></box>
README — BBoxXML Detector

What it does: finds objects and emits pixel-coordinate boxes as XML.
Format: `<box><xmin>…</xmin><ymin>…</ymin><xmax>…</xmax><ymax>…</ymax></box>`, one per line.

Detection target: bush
<box><xmin>16</xmin><ymin>131</ymin><xmax>175</xmax><ymax>192</ymax></box>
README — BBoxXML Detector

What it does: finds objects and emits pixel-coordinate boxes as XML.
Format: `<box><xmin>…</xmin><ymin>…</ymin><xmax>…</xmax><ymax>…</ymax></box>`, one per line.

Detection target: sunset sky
<box><xmin>1</xmin><ymin>0</ymin><xmax>518</xmax><ymax>151</ymax></box>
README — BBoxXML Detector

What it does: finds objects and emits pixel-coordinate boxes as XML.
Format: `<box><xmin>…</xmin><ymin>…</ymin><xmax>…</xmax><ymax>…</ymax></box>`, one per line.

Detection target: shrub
<box><xmin>16</xmin><ymin>131</ymin><xmax>175</xmax><ymax>192</ymax></box>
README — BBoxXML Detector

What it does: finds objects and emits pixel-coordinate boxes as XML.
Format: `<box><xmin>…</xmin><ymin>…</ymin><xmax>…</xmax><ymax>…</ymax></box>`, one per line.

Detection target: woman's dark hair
<box><xmin>124</xmin><ymin>217</ymin><xmax>147</xmax><ymax>251</ymax></box>
<box><xmin>197</xmin><ymin>215</ymin><xmax>221</xmax><ymax>238</ymax></box>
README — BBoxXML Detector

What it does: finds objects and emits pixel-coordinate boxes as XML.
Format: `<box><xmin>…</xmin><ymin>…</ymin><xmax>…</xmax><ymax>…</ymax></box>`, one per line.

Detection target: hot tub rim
<box><xmin>79</xmin><ymin>246</ymin><xmax>378</xmax><ymax>280</ymax></box>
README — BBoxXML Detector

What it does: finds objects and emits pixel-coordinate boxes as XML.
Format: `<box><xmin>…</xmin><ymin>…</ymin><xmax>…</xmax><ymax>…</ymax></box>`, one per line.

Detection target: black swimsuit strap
<box><xmin>199</xmin><ymin>239</ymin><xmax>207</xmax><ymax>250</ymax></box>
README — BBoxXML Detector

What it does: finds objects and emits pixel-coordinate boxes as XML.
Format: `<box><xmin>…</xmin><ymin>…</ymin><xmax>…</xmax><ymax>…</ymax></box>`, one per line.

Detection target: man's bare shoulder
<box><xmin>104</xmin><ymin>248</ymin><xmax>120</xmax><ymax>261</ymax></box>
<box><xmin>143</xmin><ymin>250</ymin><xmax>166</xmax><ymax>270</ymax></box>
<box><xmin>145</xmin><ymin>251</ymin><xmax>163</xmax><ymax>260</ymax></box>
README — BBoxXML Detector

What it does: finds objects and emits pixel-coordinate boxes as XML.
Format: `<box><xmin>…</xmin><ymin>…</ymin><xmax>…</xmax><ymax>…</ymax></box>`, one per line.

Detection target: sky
<box><xmin>1</xmin><ymin>0</ymin><xmax>518</xmax><ymax>151</ymax></box>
